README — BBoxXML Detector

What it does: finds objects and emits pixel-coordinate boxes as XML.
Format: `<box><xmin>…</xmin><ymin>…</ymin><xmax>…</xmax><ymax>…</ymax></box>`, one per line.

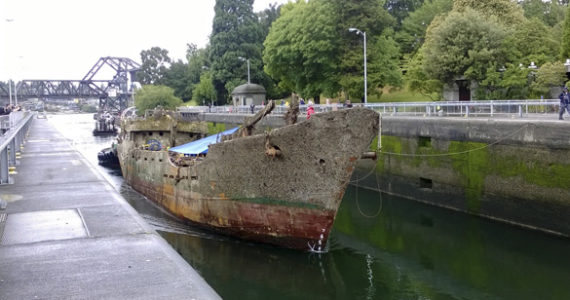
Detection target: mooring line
<box><xmin>379</xmin><ymin>123</ymin><xmax>530</xmax><ymax>158</ymax></box>
<box><xmin>355</xmin><ymin>171</ymin><xmax>384</xmax><ymax>218</ymax></box>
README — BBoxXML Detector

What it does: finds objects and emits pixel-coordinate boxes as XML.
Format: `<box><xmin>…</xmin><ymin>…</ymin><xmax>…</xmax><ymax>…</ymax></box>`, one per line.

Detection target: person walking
<box><xmin>306</xmin><ymin>100</ymin><xmax>315</xmax><ymax>119</ymax></box>
<box><xmin>559</xmin><ymin>87</ymin><xmax>570</xmax><ymax>120</ymax></box>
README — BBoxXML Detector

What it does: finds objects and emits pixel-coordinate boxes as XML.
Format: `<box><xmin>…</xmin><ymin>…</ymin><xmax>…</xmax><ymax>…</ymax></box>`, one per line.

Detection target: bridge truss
<box><xmin>0</xmin><ymin>57</ymin><xmax>140</xmax><ymax>112</ymax></box>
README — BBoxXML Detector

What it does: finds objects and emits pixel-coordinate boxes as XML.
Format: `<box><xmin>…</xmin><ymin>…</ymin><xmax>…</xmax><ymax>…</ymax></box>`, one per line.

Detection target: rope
<box><xmin>354</xmin><ymin>171</ymin><xmax>383</xmax><ymax>218</ymax></box>
<box><xmin>349</xmin><ymin>161</ymin><xmax>377</xmax><ymax>183</ymax></box>
<box><xmin>379</xmin><ymin>123</ymin><xmax>530</xmax><ymax>158</ymax></box>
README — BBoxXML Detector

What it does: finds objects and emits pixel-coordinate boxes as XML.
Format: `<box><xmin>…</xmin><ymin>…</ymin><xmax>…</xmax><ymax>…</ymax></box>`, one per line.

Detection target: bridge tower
<box><xmin>81</xmin><ymin>57</ymin><xmax>141</xmax><ymax>113</ymax></box>
<box><xmin>0</xmin><ymin>56</ymin><xmax>140</xmax><ymax>113</ymax></box>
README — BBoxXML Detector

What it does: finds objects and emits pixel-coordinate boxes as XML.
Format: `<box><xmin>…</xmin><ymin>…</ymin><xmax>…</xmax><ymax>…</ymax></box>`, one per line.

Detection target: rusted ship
<box><xmin>117</xmin><ymin>102</ymin><xmax>379</xmax><ymax>251</ymax></box>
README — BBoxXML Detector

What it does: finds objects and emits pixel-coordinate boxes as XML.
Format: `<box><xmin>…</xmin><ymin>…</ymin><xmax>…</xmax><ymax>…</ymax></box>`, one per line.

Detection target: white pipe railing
<box><xmin>0</xmin><ymin>112</ymin><xmax>33</xmax><ymax>184</ymax></box>
<box><xmin>178</xmin><ymin>99</ymin><xmax>560</xmax><ymax>118</ymax></box>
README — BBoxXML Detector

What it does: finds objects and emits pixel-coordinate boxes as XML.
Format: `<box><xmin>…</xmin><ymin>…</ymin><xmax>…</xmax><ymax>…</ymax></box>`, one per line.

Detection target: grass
<box><xmin>369</xmin><ymin>87</ymin><xmax>436</xmax><ymax>103</ymax></box>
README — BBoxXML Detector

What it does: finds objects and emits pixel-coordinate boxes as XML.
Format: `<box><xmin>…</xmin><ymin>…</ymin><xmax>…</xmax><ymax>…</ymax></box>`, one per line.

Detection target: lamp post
<box><xmin>349</xmin><ymin>27</ymin><xmax>367</xmax><ymax>104</ymax></box>
<box><xmin>5</xmin><ymin>19</ymin><xmax>15</xmax><ymax>106</ymax></box>
<box><xmin>8</xmin><ymin>79</ymin><xmax>12</xmax><ymax>106</ymax></box>
<box><xmin>238</xmin><ymin>57</ymin><xmax>250</xmax><ymax>84</ymax></box>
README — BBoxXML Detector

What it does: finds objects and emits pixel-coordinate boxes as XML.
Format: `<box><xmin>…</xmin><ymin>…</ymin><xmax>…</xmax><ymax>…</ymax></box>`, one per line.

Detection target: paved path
<box><xmin>0</xmin><ymin>117</ymin><xmax>220</xmax><ymax>299</ymax></box>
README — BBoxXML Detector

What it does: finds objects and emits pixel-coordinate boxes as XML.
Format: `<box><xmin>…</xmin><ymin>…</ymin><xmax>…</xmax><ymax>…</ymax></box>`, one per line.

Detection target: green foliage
<box><xmin>508</xmin><ymin>18</ymin><xmax>559</xmax><ymax>66</ymax></box>
<box><xmin>561</xmin><ymin>5</ymin><xmax>570</xmax><ymax>59</ymax></box>
<box><xmin>501</xmin><ymin>64</ymin><xmax>531</xmax><ymax>99</ymax></box>
<box><xmin>531</xmin><ymin>61</ymin><xmax>567</xmax><ymax>97</ymax></box>
<box><xmin>384</xmin><ymin>0</ymin><xmax>425</xmax><ymax>28</ymax></box>
<box><xmin>137</xmin><ymin>47</ymin><xmax>171</xmax><ymax>85</ymax></box>
<box><xmin>257</xmin><ymin>3</ymin><xmax>281</xmax><ymax>38</ymax></box>
<box><xmin>192</xmin><ymin>72</ymin><xmax>217</xmax><ymax>105</ymax></box>
<box><xmin>521</xmin><ymin>0</ymin><xmax>566</xmax><ymax>27</ymax></box>
<box><xmin>422</xmin><ymin>8</ymin><xmax>508</xmax><ymax>84</ymax></box>
<box><xmin>366</xmin><ymin>31</ymin><xmax>403</xmax><ymax>99</ymax></box>
<box><xmin>161</xmin><ymin>60</ymin><xmax>192</xmax><ymax>101</ymax></box>
<box><xmin>452</xmin><ymin>0</ymin><xmax>526</xmax><ymax>26</ymax></box>
<box><xmin>335</xmin><ymin>0</ymin><xmax>400</xmax><ymax>101</ymax></box>
<box><xmin>404</xmin><ymin>51</ymin><xmax>443</xmax><ymax>100</ymax></box>
<box><xmin>134</xmin><ymin>85</ymin><xmax>183</xmax><ymax>114</ymax></box>
<box><xmin>396</xmin><ymin>0</ymin><xmax>453</xmax><ymax>55</ymax></box>
<box><xmin>263</xmin><ymin>1</ymin><xmax>340</xmax><ymax>100</ymax></box>
<box><xmin>209</xmin><ymin>0</ymin><xmax>265</xmax><ymax>104</ymax></box>
<box><xmin>264</xmin><ymin>0</ymin><xmax>401</xmax><ymax>102</ymax></box>
<box><xmin>373</xmin><ymin>87</ymin><xmax>434</xmax><ymax>102</ymax></box>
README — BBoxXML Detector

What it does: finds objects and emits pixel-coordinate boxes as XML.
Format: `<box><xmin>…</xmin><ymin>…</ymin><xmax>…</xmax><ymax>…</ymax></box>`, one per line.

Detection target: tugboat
<box><xmin>93</xmin><ymin>111</ymin><xmax>117</xmax><ymax>135</ymax></box>
<box><xmin>97</xmin><ymin>143</ymin><xmax>120</xmax><ymax>168</ymax></box>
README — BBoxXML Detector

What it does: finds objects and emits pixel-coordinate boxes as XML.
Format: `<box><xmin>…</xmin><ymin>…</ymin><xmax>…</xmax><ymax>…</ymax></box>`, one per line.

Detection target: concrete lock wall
<box><xmin>355</xmin><ymin>116</ymin><xmax>570</xmax><ymax>237</ymax></box>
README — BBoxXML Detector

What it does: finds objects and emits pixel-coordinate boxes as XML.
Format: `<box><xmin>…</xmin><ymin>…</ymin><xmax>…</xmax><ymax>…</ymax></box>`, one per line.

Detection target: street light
<box><xmin>349</xmin><ymin>27</ymin><xmax>367</xmax><ymax>104</ymax></box>
<box><xmin>238</xmin><ymin>57</ymin><xmax>250</xmax><ymax>84</ymax></box>
<box><xmin>5</xmin><ymin>19</ymin><xmax>15</xmax><ymax>106</ymax></box>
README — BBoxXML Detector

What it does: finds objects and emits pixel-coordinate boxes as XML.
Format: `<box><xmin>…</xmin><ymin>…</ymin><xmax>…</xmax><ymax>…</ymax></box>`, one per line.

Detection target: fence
<box><xmin>178</xmin><ymin>99</ymin><xmax>561</xmax><ymax>118</ymax></box>
<box><xmin>0</xmin><ymin>112</ymin><xmax>33</xmax><ymax>184</ymax></box>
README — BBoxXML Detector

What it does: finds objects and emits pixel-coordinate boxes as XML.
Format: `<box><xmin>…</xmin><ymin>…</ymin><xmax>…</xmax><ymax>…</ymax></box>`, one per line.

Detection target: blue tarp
<box><xmin>169</xmin><ymin>127</ymin><xmax>239</xmax><ymax>155</ymax></box>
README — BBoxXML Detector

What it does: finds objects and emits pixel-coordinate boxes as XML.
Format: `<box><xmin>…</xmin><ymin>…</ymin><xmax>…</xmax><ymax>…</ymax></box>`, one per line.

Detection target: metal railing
<box><xmin>178</xmin><ymin>99</ymin><xmax>561</xmax><ymax>118</ymax></box>
<box><xmin>0</xmin><ymin>112</ymin><xmax>34</xmax><ymax>184</ymax></box>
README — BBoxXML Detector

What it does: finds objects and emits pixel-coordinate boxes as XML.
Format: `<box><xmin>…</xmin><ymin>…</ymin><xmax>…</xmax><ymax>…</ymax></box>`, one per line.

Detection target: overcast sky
<box><xmin>0</xmin><ymin>0</ymin><xmax>290</xmax><ymax>81</ymax></box>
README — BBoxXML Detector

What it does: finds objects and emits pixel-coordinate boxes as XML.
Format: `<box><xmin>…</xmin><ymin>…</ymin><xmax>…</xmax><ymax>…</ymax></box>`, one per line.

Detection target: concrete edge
<box><xmin>53</xmin><ymin>124</ymin><xmax>221</xmax><ymax>299</ymax></box>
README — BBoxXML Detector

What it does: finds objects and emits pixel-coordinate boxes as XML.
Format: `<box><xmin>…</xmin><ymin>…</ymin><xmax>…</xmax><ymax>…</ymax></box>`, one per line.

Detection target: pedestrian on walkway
<box><xmin>306</xmin><ymin>100</ymin><xmax>315</xmax><ymax>119</ymax></box>
<box><xmin>559</xmin><ymin>87</ymin><xmax>570</xmax><ymax>120</ymax></box>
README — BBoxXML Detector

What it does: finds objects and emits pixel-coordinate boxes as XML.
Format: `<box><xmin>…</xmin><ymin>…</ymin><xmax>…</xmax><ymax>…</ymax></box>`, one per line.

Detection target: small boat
<box><xmin>97</xmin><ymin>146</ymin><xmax>120</xmax><ymax>168</ymax></box>
<box><xmin>93</xmin><ymin>112</ymin><xmax>118</xmax><ymax>136</ymax></box>
<box><xmin>117</xmin><ymin>102</ymin><xmax>379</xmax><ymax>250</ymax></box>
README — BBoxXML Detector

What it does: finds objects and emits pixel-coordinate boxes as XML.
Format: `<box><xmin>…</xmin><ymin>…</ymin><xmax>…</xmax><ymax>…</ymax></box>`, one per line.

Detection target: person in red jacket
<box><xmin>306</xmin><ymin>100</ymin><xmax>315</xmax><ymax>119</ymax></box>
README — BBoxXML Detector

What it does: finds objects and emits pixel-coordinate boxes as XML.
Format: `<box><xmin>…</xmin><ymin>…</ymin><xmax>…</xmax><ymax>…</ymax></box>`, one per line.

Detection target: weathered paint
<box><xmin>118</xmin><ymin>109</ymin><xmax>379</xmax><ymax>250</ymax></box>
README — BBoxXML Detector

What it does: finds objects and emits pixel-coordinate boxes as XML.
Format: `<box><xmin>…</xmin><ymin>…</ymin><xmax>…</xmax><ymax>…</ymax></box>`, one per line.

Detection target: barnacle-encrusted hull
<box><xmin>118</xmin><ymin>108</ymin><xmax>378</xmax><ymax>250</ymax></box>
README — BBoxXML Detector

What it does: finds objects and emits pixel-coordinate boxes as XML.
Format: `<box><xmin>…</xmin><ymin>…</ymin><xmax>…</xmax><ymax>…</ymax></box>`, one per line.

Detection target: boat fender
<box><xmin>361</xmin><ymin>152</ymin><xmax>377</xmax><ymax>160</ymax></box>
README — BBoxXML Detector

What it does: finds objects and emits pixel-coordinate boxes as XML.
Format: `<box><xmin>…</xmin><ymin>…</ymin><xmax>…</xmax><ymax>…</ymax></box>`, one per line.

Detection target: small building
<box><xmin>231</xmin><ymin>83</ymin><xmax>266</xmax><ymax>106</ymax></box>
<box><xmin>443</xmin><ymin>77</ymin><xmax>477</xmax><ymax>101</ymax></box>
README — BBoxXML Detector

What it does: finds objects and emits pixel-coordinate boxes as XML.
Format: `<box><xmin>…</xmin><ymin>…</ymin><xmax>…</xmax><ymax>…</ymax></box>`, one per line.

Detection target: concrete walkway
<box><xmin>0</xmin><ymin>117</ymin><xmax>220</xmax><ymax>299</ymax></box>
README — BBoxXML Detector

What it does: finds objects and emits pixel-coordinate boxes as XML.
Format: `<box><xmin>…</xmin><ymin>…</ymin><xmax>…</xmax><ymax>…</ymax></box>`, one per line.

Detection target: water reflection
<box><xmin>49</xmin><ymin>113</ymin><xmax>570</xmax><ymax>300</ymax></box>
<box><xmin>335</xmin><ymin>186</ymin><xmax>570</xmax><ymax>300</ymax></box>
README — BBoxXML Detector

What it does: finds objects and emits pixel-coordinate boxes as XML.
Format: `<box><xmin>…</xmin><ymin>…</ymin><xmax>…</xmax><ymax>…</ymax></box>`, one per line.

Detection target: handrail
<box><xmin>0</xmin><ymin>112</ymin><xmax>34</xmax><ymax>184</ymax></box>
<box><xmin>177</xmin><ymin>99</ymin><xmax>561</xmax><ymax>118</ymax></box>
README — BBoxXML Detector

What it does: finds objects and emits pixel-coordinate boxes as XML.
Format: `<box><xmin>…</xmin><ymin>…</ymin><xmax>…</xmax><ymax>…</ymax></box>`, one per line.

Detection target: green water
<box><xmin>51</xmin><ymin>114</ymin><xmax>570</xmax><ymax>300</ymax></box>
<box><xmin>157</xmin><ymin>186</ymin><xmax>570</xmax><ymax>300</ymax></box>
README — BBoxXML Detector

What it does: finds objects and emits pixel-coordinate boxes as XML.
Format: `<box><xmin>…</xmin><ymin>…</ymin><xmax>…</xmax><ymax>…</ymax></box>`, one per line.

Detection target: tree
<box><xmin>384</xmin><ymin>0</ymin><xmax>425</xmax><ymax>28</ymax></box>
<box><xmin>192</xmin><ymin>71</ymin><xmax>217</xmax><ymax>106</ymax></box>
<box><xmin>161</xmin><ymin>60</ymin><xmax>192</xmax><ymax>101</ymax></box>
<box><xmin>396</xmin><ymin>0</ymin><xmax>453</xmax><ymax>55</ymax></box>
<box><xmin>263</xmin><ymin>1</ymin><xmax>340</xmax><ymax>101</ymax></box>
<box><xmin>332</xmin><ymin>0</ymin><xmax>400</xmax><ymax>101</ymax></box>
<box><xmin>264</xmin><ymin>0</ymin><xmax>402</xmax><ymax>102</ymax></box>
<box><xmin>453</xmin><ymin>0</ymin><xmax>525</xmax><ymax>26</ymax></box>
<box><xmin>209</xmin><ymin>0</ymin><xmax>264</xmax><ymax>104</ymax></box>
<box><xmin>404</xmin><ymin>50</ymin><xmax>443</xmax><ymax>100</ymax></box>
<box><xmin>508</xmin><ymin>18</ymin><xmax>559</xmax><ymax>66</ymax></box>
<box><xmin>137</xmin><ymin>47</ymin><xmax>171</xmax><ymax>85</ymax></box>
<box><xmin>499</xmin><ymin>63</ymin><xmax>532</xmax><ymax>99</ymax></box>
<box><xmin>258</xmin><ymin>3</ymin><xmax>281</xmax><ymax>37</ymax></box>
<box><xmin>521</xmin><ymin>0</ymin><xmax>566</xmax><ymax>27</ymax></box>
<box><xmin>561</xmin><ymin>5</ymin><xmax>570</xmax><ymax>59</ymax></box>
<box><xmin>134</xmin><ymin>85</ymin><xmax>183</xmax><ymax>114</ymax></box>
<box><xmin>531</xmin><ymin>61</ymin><xmax>567</xmax><ymax>97</ymax></box>
<box><xmin>187</xmin><ymin>44</ymin><xmax>210</xmax><ymax>88</ymax></box>
<box><xmin>422</xmin><ymin>8</ymin><xmax>508</xmax><ymax>84</ymax></box>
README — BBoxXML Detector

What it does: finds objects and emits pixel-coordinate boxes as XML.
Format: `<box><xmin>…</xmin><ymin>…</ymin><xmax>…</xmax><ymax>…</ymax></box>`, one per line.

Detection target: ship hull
<box><xmin>118</xmin><ymin>108</ymin><xmax>378</xmax><ymax>250</ymax></box>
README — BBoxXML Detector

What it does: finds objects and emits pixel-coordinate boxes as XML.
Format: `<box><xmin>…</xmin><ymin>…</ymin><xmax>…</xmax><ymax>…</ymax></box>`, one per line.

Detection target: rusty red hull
<box><xmin>118</xmin><ymin>108</ymin><xmax>379</xmax><ymax>251</ymax></box>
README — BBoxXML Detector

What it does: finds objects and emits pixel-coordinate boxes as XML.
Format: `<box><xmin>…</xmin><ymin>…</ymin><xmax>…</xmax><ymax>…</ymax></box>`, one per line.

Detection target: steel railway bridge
<box><xmin>0</xmin><ymin>57</ymin><xmax>140</xmax><ymax>112</ymax></box>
